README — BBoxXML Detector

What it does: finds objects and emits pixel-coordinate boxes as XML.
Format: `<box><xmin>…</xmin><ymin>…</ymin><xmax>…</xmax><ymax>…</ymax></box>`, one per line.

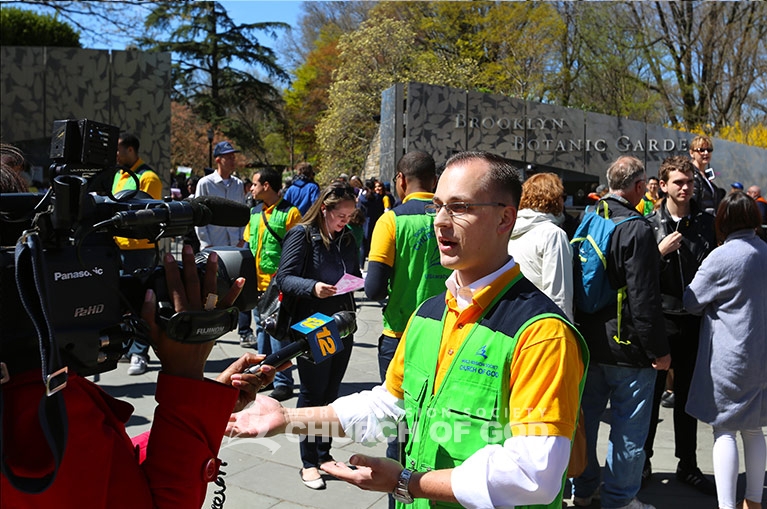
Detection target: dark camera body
<box><xmin>0</xmin><ymin>119</ymin><xmax>256</xmax><ymax>378</ymax></box>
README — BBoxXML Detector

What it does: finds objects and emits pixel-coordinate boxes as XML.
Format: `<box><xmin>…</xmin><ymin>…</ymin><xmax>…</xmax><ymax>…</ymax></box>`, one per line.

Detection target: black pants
<box><xmin>297</xmin><ymin>334</ymin><xmax>354</xmax><ymax>469</ymax></box>
<box><xmin>644</xmin><ymin>313</ymin><xmax>701</xmax><ymax>469</ymax></box>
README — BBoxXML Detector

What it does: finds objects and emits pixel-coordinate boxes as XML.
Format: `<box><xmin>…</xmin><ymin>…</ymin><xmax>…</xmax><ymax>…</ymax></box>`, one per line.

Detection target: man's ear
<box><xmin>498</xmin><ymin>205</ymin><xmax>517</xmax><ymax>235</ymax></box>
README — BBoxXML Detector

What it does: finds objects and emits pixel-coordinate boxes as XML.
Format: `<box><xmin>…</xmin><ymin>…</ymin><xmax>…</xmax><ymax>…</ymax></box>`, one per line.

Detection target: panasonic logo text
<box><xmin>54</xmin><ymin>269</ymin><xmax>95</xmax><ymax>281</ymax></box>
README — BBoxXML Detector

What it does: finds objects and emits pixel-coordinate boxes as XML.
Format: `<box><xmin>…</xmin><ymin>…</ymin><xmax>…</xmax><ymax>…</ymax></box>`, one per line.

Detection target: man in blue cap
<box><xmin>194</xmin><ymin>141</ymin><xmax>247</xmax><ymax>250</ymax></box>
<box><xmin>730</xmin><ymin>182</ymin><xmax>744</xmax><ymax>193</ymax></box>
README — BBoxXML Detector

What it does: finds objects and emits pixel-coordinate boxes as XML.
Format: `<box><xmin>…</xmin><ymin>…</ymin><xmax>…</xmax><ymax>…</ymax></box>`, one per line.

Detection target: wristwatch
<box><xmin>392</xmin><ymin>468</ymin><xmax>414</xmax><ymax>504</ymax></box>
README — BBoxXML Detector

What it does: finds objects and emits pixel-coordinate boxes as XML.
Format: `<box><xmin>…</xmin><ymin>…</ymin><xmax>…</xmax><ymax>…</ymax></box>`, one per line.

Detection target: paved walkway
<box><xmin>99</xmin><ymin>292</ymin><xmax>765</xmax><ymax>509</ymax></box>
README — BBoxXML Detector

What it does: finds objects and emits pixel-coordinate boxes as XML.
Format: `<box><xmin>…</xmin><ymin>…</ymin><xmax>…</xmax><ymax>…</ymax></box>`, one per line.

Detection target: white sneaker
<box><xmin>127</xmin><ymin>354</ymin><xmax>148</xmax><ymax>375</ymax></box>
<box><xmin>609</xmin><ymin>497</ymin><xmax>655</xmax><ymax>509</ymax></box>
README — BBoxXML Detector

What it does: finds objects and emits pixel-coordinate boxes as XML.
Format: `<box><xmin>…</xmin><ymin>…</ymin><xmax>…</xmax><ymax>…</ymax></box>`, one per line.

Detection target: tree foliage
<box><xmin>315</xmin><ymin>14</ymin><xmax>477</xmax><ymax>178</ymax></box>
<box><xmin>625</xmin><ymin>1</ymin><xmax>767</xmax><ymax>131</ymax></box>
<box><xmin>0</xmin><ymin>1</ymin><xmax>152</xmax><ymax>49</ymax></box>
<box><xmin>138</xmin><ymin>1</ymin><xmax>289</xmax><ymax>159</ymax></box>
<box><xmin>0</xmin><ymin>6</ymin><xmax>80</xmax><ymax>47</ymax></box>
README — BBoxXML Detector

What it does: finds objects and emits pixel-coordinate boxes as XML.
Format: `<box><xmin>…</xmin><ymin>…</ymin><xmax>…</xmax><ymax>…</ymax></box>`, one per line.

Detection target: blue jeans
<box><xmin>252</xmin><ymin>310</ymin><xmax>293</xmax><ymax>389</ymax></box>
<box><xmin>573</xmin><ymin>363</ymin><xmax>655</xmax><ymax>509</ymax></box>
<box><xmin>121</xmin><ymin>249</ymin><xmax>157</xmax><ymax>360</ymax></box>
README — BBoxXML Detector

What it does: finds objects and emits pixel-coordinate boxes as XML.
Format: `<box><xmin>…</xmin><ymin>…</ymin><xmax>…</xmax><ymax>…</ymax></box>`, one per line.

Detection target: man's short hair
<box><xmin>256</xmin><ymin>167</ymin><xmax>282</xmax><ymax>191</ymax></box>
<box><xmin>294</xmin><ymin>162</ymin><xmax>314</xmax><ymax>178</ymax></box>
<box><xmin>444</xmin><ymin>151</ymin><xmax>522</xmax><ymax>208</ymax></box>
<box><xmin>648</xmin><ymin>176</ymin><xmax>659</xmax><ymax>184</ymax></box>
<box><xmin>607</xmin><ymin>156</ymin><xmax>645</xmax><ymax>191</ymax></box>
<box><xmin>659</xmin><ymin>156</ymin><xmax>694</xmax><ymax>183</ymax></box>
<box><xmin>118</xmin><ymin>132</ymin><xmax>140</xmax><ymax>152</ymax></box>
<box><xmin>397</xmin><ymin>151</ymin><xmax>436</xmax><ymax>184</ymax></box>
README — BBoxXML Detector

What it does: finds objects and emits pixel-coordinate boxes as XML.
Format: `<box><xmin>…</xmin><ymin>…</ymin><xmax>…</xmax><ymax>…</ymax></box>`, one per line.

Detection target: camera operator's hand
<box><xmin>142</xmin><ymin>245</ymin><xmax>244</xmax><ymax>380</ymax></box>
<box><xmin>216</xmin><ymin>353</ymin><xmax>276</xmax><ymax>413</ymax></box>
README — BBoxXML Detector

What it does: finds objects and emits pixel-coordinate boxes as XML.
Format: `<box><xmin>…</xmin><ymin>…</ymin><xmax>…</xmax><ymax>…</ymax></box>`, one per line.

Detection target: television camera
<box><xmin>0</xmin><ymin>119</ymin><xmax>256</xmax><ymax>385</ymax></box>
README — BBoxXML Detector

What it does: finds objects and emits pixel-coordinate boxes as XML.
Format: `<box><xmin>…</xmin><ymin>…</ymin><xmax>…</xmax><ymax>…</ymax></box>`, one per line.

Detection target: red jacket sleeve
<box><xmin>141</xmin><ymin>373</ymin><xmax>238</xmax><ymax>507</ymax></box>
<box><xmin>1</xmin><ymin>370</ymin><xmax>237</xmax><ymax>509</ymax></box>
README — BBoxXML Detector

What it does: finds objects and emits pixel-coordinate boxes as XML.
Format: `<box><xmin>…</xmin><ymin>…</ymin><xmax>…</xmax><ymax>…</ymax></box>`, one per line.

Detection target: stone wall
<box><xmin>380</xmin><ymin>82</ymin><xmax>766</xmax><ymax>192</ymax></box>
<box><xmin>1</xmin><ymin>46</ymin><xmax>171</xmax><ymax>190</ymax></box>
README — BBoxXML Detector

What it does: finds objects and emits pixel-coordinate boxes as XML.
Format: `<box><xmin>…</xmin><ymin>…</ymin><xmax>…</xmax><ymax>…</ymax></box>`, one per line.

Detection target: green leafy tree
<box><xmin>0</xmin><ymin>1</ymin><xmax>155</xmax><ymax>49</ymax></box>
<box><xmin>551</xmin><ymin>3</ymin><xmax>663</xmax><ymax>122</ymax></box>
<box><xmin>316</xmin><ymin>14</ymin><xmax>477</xmax><ymax>178</ymax></box>
<box><xmin>284</xmin><ymin>27</ymin><xmax>342</xmax><ymax>166</ymax></box>
<box><xmin>0</xmin><ymin>6</ymin><xmax>80</xmax><ymax>47</ymax></box>
<box><xmin>138</xmin><ymin>1</ymin><xmax>289</xmax><ymax>157</ymax></box>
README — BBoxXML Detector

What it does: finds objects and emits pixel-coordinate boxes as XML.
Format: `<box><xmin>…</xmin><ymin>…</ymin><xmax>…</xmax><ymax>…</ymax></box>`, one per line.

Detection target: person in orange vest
<box><xmin>112</xmin><ymin>132</ymin><xmax>162</xmax><ymax>375</ymax></box>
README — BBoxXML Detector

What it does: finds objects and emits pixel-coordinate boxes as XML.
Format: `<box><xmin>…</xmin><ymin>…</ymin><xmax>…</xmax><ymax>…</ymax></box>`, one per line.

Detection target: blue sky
<box><xmin>219</xmin><ymin>1</ymin><xmax>305</xmax><ymax>69</ymax></box>
<box><xmin>220</xmin><ymin>1</ymin><xmax>304</xmax><ymax>28</ymax></box>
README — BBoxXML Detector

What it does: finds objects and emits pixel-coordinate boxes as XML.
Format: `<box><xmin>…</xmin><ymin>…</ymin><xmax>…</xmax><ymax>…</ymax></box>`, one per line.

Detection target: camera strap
<box><xmin>158</xmin><ymin>304</ymin><xmax>240</xmax><ymax>343</ymax></box>
<box><xmin>0</xmin><ymin>231</ymin><xmax>69</xmax><ymax>493</ymax></box>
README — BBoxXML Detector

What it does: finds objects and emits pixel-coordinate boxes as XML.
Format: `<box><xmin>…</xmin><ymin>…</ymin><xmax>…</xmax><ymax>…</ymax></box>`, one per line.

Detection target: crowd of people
<box><xmin>1</xmin><ymin>134</ymin><xmax>765</xmax><ymax>509</ymax></box>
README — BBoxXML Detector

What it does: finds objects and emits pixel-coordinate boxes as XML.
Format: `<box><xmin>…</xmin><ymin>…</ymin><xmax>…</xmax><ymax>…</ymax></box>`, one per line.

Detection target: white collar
<box><xmin>445</xmin><ymin>257</ymin><xmax>516</xmax><ymax>311</ymax></box>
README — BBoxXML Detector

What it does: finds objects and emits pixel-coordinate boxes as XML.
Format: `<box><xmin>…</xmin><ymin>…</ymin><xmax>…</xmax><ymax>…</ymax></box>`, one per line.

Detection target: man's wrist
<box><xmin>392</xmin><ymin>468</ymin><xmax>415</xmax><ymax>504</ymax></box>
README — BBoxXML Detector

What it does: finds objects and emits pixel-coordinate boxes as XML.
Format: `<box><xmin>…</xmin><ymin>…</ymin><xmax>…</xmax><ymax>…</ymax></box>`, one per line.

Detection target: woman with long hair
<box><xmin>274</xmin><ymin>181</ymin><xmax>361</xmax><ymax>490</ymax></box>
<box><xmin>683</xmin><ymin>191</ymin><xmax>767</xmax><ymax>509</ymax></box>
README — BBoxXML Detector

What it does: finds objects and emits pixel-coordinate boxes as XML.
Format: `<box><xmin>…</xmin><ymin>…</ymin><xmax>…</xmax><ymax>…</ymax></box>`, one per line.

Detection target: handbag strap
<box><xmin>261</xmin><ymin>210</ymin><xmax>283</xmax><ymax>246</ymax></box>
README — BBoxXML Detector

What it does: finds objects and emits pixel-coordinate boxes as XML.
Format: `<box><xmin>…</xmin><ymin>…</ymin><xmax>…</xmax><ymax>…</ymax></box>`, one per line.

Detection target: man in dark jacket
<box><xmin>643</xmin><ymin>156</ymin><xmax>716</xmax><ymax>495</ymax></box>
<box><xmin>572</xmin><ymin>156</ymin><xmax>670</xmax><ymax>509</ymax></box>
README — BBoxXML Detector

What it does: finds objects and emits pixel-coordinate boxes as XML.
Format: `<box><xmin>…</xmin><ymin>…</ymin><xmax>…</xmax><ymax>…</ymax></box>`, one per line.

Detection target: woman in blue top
<box><xmin>275</xmin><ymin>182</ymin><xmax>361</xmax><ymax>490</ymax></box>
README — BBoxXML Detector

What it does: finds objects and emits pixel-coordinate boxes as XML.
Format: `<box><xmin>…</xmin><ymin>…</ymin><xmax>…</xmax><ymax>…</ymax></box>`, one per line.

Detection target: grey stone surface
<box><xmin>406</xmin><ymin>82</ymin><xmax>468</xmax><ymax>167</ymax></box>
<box><xmin>381</xmin><ymin>83</ymin><xmax>767</xmax><ymax>190</ymax></box>
<box><xmin>0</xmin><ymin>46</ymin><xmax>171</xmax><ymax>187</ymax></box>
<box><xmin>93</xmin><ymin>286</ymin><xmax>766</xmax><ymax>509</ymax></box>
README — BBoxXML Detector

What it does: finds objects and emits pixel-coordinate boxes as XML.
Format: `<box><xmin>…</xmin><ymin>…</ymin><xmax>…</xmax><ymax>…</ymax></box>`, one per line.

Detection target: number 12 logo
<box><xmin>316</xmin><ymin>327</ymin><xmax>336</xmax><ymax>357</ymax></box>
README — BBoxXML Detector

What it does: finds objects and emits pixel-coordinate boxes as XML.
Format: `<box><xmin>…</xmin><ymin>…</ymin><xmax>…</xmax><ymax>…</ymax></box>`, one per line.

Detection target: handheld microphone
<box><xmin>110</xmin><ymin>195</ymin><xmax>249</xmax><ymax>228</ymax></box>
<box><xmin>243</xmin><ymin>311</ymin><xmax>357</xmax><ymax>375</ymax></box>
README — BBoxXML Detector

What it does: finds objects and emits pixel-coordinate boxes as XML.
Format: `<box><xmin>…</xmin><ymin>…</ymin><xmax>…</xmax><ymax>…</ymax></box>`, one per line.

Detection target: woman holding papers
<box><xmin>275</xmin><ymin>181</ymin><xmax>362</xmax><ymax>490</ymax></box>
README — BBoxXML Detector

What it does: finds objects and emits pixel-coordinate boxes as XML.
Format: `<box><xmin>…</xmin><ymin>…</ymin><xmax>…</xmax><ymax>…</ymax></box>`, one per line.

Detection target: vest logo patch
<box><xmin>475</xmin><ymin>345</ymin><xmax>488</xmax><ymax>359</ymax></box>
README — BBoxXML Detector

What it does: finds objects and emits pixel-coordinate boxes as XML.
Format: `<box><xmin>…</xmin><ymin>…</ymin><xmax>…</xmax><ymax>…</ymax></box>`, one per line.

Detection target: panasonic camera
<box><xmin>0</xmin><ymin>119</ymin><xmax>256</xmax><ymax>379</ymax></box>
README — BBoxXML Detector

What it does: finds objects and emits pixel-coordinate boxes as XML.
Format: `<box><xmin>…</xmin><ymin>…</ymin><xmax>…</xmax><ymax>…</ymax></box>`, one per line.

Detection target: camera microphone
<box><xmin>189</xmin><ymin>196</ymin><xmax>250</xmax><ymax>227</ymax></box>
<box><xmin>243</xmin><ymin>311</ymin><xmax>357</xmax><ymax>375</ymax></box>
<box><xmin>109</xmin><ymin>195</ymin><xmax>250</xmax><ymax>229</ymax></box>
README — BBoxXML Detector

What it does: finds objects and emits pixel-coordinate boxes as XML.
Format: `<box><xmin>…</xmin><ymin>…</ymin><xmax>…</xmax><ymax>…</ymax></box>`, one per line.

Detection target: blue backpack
<box><xmin>571</xmin><ymin>201</ymin><xmax>641</xmax><ymax>314</ymax></box>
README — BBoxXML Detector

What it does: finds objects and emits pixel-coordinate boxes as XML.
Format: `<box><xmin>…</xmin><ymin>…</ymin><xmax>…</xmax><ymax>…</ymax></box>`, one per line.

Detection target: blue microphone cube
<box><xmin>290</xmin><ymin>313</ymin><xmax>344</xmax><ymax>363</ymax></box>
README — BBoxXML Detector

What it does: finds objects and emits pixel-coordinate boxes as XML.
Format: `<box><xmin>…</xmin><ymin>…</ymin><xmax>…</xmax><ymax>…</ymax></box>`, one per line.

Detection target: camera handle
<box><xmin>0</xmin><ymin>231</ymin><xmax>69</xmax><ymax>493</ymax></box>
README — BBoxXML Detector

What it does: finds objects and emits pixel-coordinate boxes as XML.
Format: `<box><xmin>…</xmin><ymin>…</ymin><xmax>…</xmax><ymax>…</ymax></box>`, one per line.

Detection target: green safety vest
<box><xmin>384</xmin><ymin>199</ymin><xmax>451</xmax><ymax>334</ymax></box>
<box><xmin>400</xmin><ymin>273</ymin><xmax>588</xmax><ymax>509</ymax></box>
<box><xmin>248</xmin><ymin>199</ymin><xmax>292</xmax><ymax>275</ymax></box>
<box><xmin>112</xmin><ymin>163</ymin><xmax>155</xmax><ymax>192</ymax></box>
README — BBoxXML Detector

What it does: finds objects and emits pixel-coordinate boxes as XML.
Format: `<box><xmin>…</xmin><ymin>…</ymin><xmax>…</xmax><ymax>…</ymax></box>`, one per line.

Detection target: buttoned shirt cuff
<box><xmin>451</xmin><ymin>435</ymin><xmax>570</xmax><ymax>509</ymax></box>
<box><xmin>329</xmin><ymin>385</ymin><xmax>405</xmax><ymax>443</ymax></box>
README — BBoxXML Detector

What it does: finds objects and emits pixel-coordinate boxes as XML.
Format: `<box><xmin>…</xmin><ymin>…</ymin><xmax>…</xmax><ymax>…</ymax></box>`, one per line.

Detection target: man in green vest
<box><xmin>228</xmin><ymin>151</ymin><xmax>588</xmax><ymax>508</ymax></box>
<box><xmin>112</xmin><ymin>132</ymin><xmax>162</xmax><ymax>376</ymax></box>
<box><xmin>241</xmin><ymin>167</ymin><xmax>301</xmax><ymax>401</ymax></box>
<box><xmin>365</xmin><ymin>150</ymin><xmax>451</xmax><ymax>507</ymax></box>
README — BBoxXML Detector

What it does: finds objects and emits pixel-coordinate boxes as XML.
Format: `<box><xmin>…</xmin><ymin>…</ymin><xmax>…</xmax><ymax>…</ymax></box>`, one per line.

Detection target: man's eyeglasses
<box><xmin>424</xmin><ymin>202</ymin><xmax>507</xmax><ymax>217</ymax></box>
<box><xmin>693</xmin><ymin>147</ymin><xmax>713</xmax><ymax>154</ymax></box>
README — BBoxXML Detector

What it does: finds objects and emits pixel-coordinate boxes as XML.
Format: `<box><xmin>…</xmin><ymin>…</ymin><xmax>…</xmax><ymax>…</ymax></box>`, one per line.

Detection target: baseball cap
<box><xmin>213</xmin><ymin>140</ymin><xmax>239</xmax><ymax>158</ymax></box>
<box><xmin>731</xmin><ymin>181</ymin><xmax>744</xmax><ymax>190</ymax></box>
